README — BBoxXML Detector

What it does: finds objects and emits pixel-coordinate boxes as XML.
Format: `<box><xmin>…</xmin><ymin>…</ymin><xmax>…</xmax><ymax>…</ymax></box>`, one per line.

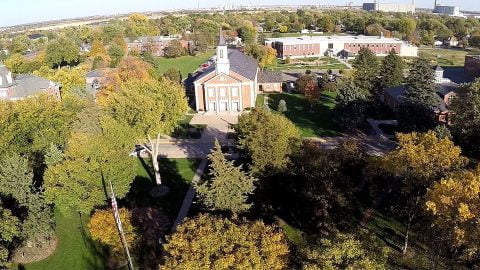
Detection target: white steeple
<box><xmin>216</xmin><ymin>29</ymin><xmax>230</xmax><ymax>75</ymax></box>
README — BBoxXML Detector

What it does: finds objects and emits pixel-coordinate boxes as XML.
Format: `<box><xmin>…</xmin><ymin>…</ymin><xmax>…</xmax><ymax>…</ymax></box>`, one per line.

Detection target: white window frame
<box><xmin>231</xmin><ymin>87</ymin><xmax>239</xmax><ymax>97</ymax></box>
<box><xmin>219</xmin><ymin>87</ymin><xmax>226</xmax><ymax>97</ymax></box>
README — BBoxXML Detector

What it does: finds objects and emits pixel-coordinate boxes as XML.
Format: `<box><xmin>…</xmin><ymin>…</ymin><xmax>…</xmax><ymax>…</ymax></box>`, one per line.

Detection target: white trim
<box><xmin>194</xmin><ymin>82</ymin><xmax>199</xmax><ymax>111</ymax></box>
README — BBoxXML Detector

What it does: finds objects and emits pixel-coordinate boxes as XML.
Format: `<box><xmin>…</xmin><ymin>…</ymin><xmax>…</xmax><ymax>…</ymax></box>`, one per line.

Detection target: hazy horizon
<box><xmin>1</xmin><ymin>0</ymin><xmax>478</xmax><ymax>28</ymax></box>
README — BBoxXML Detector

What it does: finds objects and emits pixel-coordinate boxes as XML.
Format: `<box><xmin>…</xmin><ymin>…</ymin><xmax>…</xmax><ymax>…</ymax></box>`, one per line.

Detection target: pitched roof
<box><xmin>258</xmin><ymin>70</ymin><xmax>283</xmax><ymax>83</ymax></box>
<box><xmin>9</xmin><ymin>74</ymin><xmax>57</xmax><ymax>99</ymax></box>
<box><xmin>228</xmin><ymin>49</ymin><xmax>257</xmax><ymax>81</ymax></box>
<box><xmin>86</xmin><ymin>68</ymin><xmax>112</xmax><ymax>78</ymax></box>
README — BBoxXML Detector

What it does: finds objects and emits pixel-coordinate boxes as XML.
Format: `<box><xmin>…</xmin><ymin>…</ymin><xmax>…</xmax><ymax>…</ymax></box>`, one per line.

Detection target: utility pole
<box><xmin>109</xmin><ymin>180</ymin><xmax>134</xmax><ymax>270</ymax></box>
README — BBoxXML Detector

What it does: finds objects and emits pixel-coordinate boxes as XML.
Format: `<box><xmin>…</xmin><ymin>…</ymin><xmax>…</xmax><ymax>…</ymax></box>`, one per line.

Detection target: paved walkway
<box><xmin>305</xmin><ymin>133</ymin><xmax>396</xmax><ymax>156</ymax></box>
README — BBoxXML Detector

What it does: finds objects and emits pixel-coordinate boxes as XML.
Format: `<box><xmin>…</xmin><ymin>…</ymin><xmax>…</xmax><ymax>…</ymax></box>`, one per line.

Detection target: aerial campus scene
<box><xmin>2</xmin><ymin>0</ymin><xmax>480</xmax><ymax>269</ymax></box>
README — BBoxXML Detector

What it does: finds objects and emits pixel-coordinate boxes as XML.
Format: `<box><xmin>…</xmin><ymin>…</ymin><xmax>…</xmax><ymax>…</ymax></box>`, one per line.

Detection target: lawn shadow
<box><xmin>268</xmin><ymin>92</ymin><xmax>339</xmax><ymax>137</ymax></box>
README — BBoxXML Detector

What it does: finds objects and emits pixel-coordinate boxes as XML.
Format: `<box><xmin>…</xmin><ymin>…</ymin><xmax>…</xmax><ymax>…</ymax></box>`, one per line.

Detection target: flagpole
<box><xmin>109</xmin><ymin>180</ymin><xmax>134</xmax><ymax>270</ymax></box>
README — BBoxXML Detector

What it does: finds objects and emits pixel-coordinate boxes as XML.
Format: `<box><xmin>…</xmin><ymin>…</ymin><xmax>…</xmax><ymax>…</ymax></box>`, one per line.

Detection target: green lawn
<box><xmin>23</xmin><ymin>159</ymin><xmax>200</xmax><ymax>270</ymax></box>
<box><xmin>268</xmin><ymin>92</ymin><xmax>340</xmax><ymax>137</ymax></box>
<box><xmin>271</xmin><ymin>57</ymin><xmax>348</xmax><ymax>71</ymax></box>
<box><xmin>154</xmin><ymin>50</ymin><xmax>214</xmax><ymax>78</ymax></box>
<box><xmin>418</xmin><ymin>46</ymin><xmax>480</xmax><ymax>67</ymax></box>
<box><xmin>24</xmin><ymin>209</ymin><xmax>107</xmax><ymax>270</ymax></box>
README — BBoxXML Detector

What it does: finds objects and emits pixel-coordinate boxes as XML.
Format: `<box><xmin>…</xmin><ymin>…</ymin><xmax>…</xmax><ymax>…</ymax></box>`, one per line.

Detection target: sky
<box><xmin>0</xmin><ymin>0</ymin><xmax>478</xmax><ymax>27</ymax></box>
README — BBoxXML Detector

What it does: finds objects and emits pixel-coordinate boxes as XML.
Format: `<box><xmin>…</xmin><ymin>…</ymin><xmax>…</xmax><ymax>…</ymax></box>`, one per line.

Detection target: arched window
<box><xmin>219</xmin><ymin>49</ymin><xmax>224</xmax><ymax>59</ymax></box>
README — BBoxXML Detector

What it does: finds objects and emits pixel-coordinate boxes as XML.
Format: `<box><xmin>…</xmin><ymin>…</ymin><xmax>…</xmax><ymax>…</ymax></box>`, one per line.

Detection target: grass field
<box><xmin>418</xmin><ymin>46</ymin><xmax>480</xmax><ymax>67</ymax></box>
<box><xmin>154</xmin><ymin>50</ymin><xmax>214</xmax><ymax>77</ymax></box>
<box><xmin>23</xmin><ymin>159</ymin><xmax>199</xmax><ymax>270</ymax></box>
<box><xmin>256</xmin><ymin>94</ymin><xmax>266</xmax><ymax>108</ymax></box>
<box><xmin>268</xmin><ymin>92</ymin><xmax>340</xmax><ymax>137</ymax></box>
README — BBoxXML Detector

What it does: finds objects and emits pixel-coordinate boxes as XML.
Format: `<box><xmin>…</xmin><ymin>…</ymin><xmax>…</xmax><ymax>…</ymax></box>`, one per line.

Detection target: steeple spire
<box><xmin>218</xmin><ymin>28</ymin><xmax>226</xmax><ymax>46</ymax></box>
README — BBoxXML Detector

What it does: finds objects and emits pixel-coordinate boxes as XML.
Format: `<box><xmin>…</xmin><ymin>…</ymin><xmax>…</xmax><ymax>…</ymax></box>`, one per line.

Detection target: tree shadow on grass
<box><xmin>268</xmin><ymin>93</ymin><xmax>339</xmax><ymax>137</ymax></box>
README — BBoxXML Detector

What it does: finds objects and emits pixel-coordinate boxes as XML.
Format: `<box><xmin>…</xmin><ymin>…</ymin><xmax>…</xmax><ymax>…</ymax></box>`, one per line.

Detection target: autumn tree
<box><xmin>377</xmin><ymin>49</ymin><xmax>404</xmax><ymax>91</ymax></box>
<box><xmin>235</xmin><ymin>108</ymin><xmax>301</xmax><ymax>176</ymax></box>
<box><xmin>88</xmin><ymin>208</ymin><xmax>138</xmax><ymax>255</ymax></box>
<box><xmin>34</xmin><ymin>66</ymin><xmax>86</xmax><ymax>94</ymax></box>
<box><xmin>45</xmin><ymin>37</ymin><xmax>80</xmax><ymax>68</ymax></box>
<box><xmin>352</xmin><ymin>47</ymin><xmax>380</xmax><ymax>93</ymax></box>
<box><xmin>125</xmin><ymin>13</ymin><xmax>159</xmax><ymax>40</ymax></box>
<box><xmin>238</xmin><ymin>22</ymin><xmax>257</xmax><ymax>45</ymax></box>
<box><xmin>425</xmin><ymin>167</ymin><xmax>480</xmax><ymax>261</ymax></box>
<box><xmin>304</xmin><ymin>77</ymin><xmax>321</xmax><ymax>111</ymax></box>
<box><xmin>374</xmin><ymin>131</ymin><xmax>466</xmax><ymax>254</ymax></box>
<box><xmin>164</xmin><ymin>40</ymin><xmax>186</xmax><ymax>58</ymax></box>
<box><xmin>162</xmin><ymin>214</ymin><xmax>289</xmax><ymax>269</ymax></box>
<box><xmin>89</xmin><ymin>39</ymin><xmax>109</xmax><ymax>61</ymax></box>
<box><xmin>296</xmin><ymin>73</ymin><xmax>316</xmax><ymax>94</ymax></box>
<box><xmin>299</xmin><ymin>233</ymin><xmax>389</xmax><ymax>270</ymax></box>
<box><xmin>9</xmin><ymin>35</ymin><xmax>31</xmax><ymax>54</ymax></box>
<box><xmin>195</xmin><ymin>140</ymin><xmax>257</xmax><ymax>214</ymax></box>
<box><xmin>245</xmin><ymin>44</ymin><xmax>277</xmax><ymax>68</ymax></box>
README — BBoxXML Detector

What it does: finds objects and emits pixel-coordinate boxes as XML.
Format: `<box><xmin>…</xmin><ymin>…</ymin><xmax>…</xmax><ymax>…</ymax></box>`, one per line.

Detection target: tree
<box><xmin>296</xmin><ymin>74</ymin><xmax>316</xmax><ymax>94</ymax></box>
<box><xmin>89</xmin><ymin>39</ymin><xmax>109</xmax><ymax>59</ymax></box>
<box><xmin>425</xmin><ymin>167</ymin><xmax>480</xmax><ymax>261</ymax></box>
<box><xmin>235</xmin><ymin>108</ymin><xmax>301</xmax><ymax>176</ymax></box>
<box><xmin>34</xmin><ymin>66</ymin><xmax>86</xmax><ymax>95</ymax></box>
<box><xmin>245</xmin><ymin>44</ymin><xmax>277</xmax><ymax>69</ymax></box>
<box><xmin>163</xmin><ymin>68</ymin><xmax>182</xmax><ymax>84</ymax></box>
<box><xmin>125</xmin><ymin>13</ymin><xmax>159</xmax><ymax>40</ymax></box>
<box><xmin>375</xmin><ymin>131</ymin><xmax>466</xmax><ymax>254</ymax></box>
<box><xmin>0</xmin><ymin>94</ymin><xmax>75</xmax><ymax>159</ymax></box>
<box><xmin>365</xmin><ymin>23</ymin><xmax>387</xmax><ymax>36</ymax></box>
<box><xmin>304</xmin><ymin>78</ymin><xmax>321</xmax><ymax>111</ymax></box>
<box><xmin>450</xmin><ymin>79</ymin><xmax>480</xmax><ymax>156</ymax></box>
<box><xmin>196</xmin><ymin>140</ymin><xmax>257</xmax><ymax>214</ymax></box>
<box><xmin>238</xmin><ymin>22</ymin><xmax>257</xmax><ymax>45</ymax></box>
<box><xmin>335</xmin><ymin>80</ymin><xmax>370</xmax><ymax>129</ymax></box>
<box><xmin>400</xmin><ymin>57</ymin><xmax>437</xmax><ymax>132</ymax></box>
<box><xmin>9</xmin><ymin>35</ymin><xmax>31</xmax><ymax>54</ymax></box>
<box><xmin>163</xmin><ymin>40</ymin><xmax>186</xmax><ymax>58</ymax></box>
<box><xmin>162</xmin><ymin>214</ymin><xmax>289</xmax><ymax>269</ymax></box>
<box><xmin>352</xmin><ymin>47</ymin><xmax>380</xmax><ymax>93</ymax></box>
<box><xmin>44</xmin><ymin>116</ymin><xmax>137</xmax><ymax>215</ymax></box>
<box><xmin>108</xmin><ymin>44</ymin><xmax>125</xmax><ymax>67</ymax></box>
<box><xmin>102</xmin><ymin>79</ymin><xmax>188</xmax><ymax>137</ymax></box>
<box><xmin>317</xmin><ymin>16</ymin><xmax>336</xmax><ymax>32</ymax></box>
<box><xmin>299</xmin><ymin>233</ymin><xmax>388</xmax><ymax>270</ymax></box>
<box><xmin>45</xmin><ymin>37</ymin><xmax>80</xmax><ymax>68</ymax></box>
<box><xmin>117</xmin><ymin>56</ymin><xmax>153</xmax><ymax>83</ymax></box>
<box><xmin>377</xmin><ymin>49</ymin><xmax>404</xmax><ymax>91</ymax></box>
<box><xmin>44</xmin><ymin>143</ymin><xmax>64</xmax><ymax>166</ymax></box>
<box><xmin>277</xmin><ymin>100</ymin><xmax>288</xmax><ymax>112</ymax></box>
<box><xmin>88</xmin><ymin>208</ymin><xmax>138</xmax><ymax>255</ymax></box>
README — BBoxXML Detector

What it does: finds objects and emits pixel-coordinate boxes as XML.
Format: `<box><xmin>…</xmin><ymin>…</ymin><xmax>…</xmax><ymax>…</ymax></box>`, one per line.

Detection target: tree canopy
<box><xmin>162</xmin><ymin>214</ymin><xmax>290</xmax><ymax>269</ymax></box>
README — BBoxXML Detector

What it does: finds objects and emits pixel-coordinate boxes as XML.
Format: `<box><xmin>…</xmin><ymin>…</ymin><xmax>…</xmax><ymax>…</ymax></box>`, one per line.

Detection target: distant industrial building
<box><xmin>363</xmin><ymin>1</ymin><xmax>415</xmax><ymax>13</ymax></box>
<box><xmin>265</xmin><ymin>35</ymin><xmax>418</xmax><ymax>59</ymax></box>
<box><xmin>433</xmin><ymin>0</ymin><xmax>463</xmax><ymax>17</ymax></box>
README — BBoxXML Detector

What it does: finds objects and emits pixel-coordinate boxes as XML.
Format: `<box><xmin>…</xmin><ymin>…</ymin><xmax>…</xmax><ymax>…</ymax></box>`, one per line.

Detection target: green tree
<box><xmin>9</xmin><ymin>35</ymin><xmax>31</xmax><ymax>54</ymax></box>
<box><xmin>352</xmin><ymin>47</ymin><xmax>380</xmax><ymax>93</ymax></box>
<box><xmin>108</xmin><ymin>43</ymin><xmax>125</xmax><ymax>67</ymax></box>
<box><xmin>378</xmin><ymin>49</ymin><xmax>404</xmax><ymax>91</ymax></box>
<box><xmin>44</xmin><ymin>116</ymin><xmax>137</xmax><ymax>215</ymax></box>
<box><xmin>162</xmin><ymin>214</ymin><xmax>290</xmax><ymax>269</ymax></box>
<box><xmin>44</xmin><ymin>143</ymin><xmax>65</xmax><ymax>166</ymax></box>
<box><xmin>299</xmin><ymin>233</ymin><xmax>388</xmax><ymax>270</ymax></box>
<box><xmin>238</xmin><ymin>22</ymin><xmax>257</xmax><ymax>45</ymax></box>
<box><xmin>45</xmin><ymin>37</ymin><xmax>80</xmax><ymax>68</ymax></box>
<box><xmin>163</xmin><ymin>68</ymin><xmax>182</xmax><ymax>84</ymax></box>
<box><xmin>235</xmin><ymin>108</ymin><xmax>301</xmax><ymax>176</ymax></box>
<box><xmin>335</xmin><ymin>80</ymin><xmax>370</xmax><ymax>129</ymax></box>
<box><xmin>196</xmin><ymin>140</ymin><xmax>257</xmax><ymax>214</ymax></box>
<box><xmin>400</xmin><ymin>57</ymin><xmax>437</xmax><ymax>132</ymax></box>
<box><xmin>245</xmin><ymin>44</ymin><xmax>277</xmax><ymax>69</ymax></box>
<box><xmin>450</xmin><ymin>79</ymin><xmax>480</xmax><ymax>156</ymax></box>
<box><xmin>317</xmin><ymin>16</ymin><xmax>336</xmax><ymax>32</ymax></box>
<box><xmin>103</xmin><ymin>79</ymin><xmax>188</xmax><ymax>137</ymax></box>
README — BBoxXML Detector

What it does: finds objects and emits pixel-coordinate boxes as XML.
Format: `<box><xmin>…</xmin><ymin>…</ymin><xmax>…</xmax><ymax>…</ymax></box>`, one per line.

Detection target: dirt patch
<box><xmin>12</xmin><ymin>236</ymin><xmax>58</xmax><ymax>264</ymax></box>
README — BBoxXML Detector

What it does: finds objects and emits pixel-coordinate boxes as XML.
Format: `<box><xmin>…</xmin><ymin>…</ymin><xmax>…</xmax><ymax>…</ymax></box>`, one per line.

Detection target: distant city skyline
<box><xmin>0</xmin><ymin>0</ymin><xmax>478</xmax><ymax>28</ymax></box>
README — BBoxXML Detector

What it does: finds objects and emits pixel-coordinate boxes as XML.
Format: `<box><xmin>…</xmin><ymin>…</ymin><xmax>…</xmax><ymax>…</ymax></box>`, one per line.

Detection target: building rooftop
<box><xmin>258</xmin><ymin>70</ymin><xmax>283</xmax><ymax>83</ymax></box>
<box><xmin>265</xmin><ymin>35</ymin><xmax>408</xmax><ymax>45</ymax></box>
<box><xmin>10</xmin><ymin>74</ymin><xmax>58</xmax><ymax>99</ymax></box>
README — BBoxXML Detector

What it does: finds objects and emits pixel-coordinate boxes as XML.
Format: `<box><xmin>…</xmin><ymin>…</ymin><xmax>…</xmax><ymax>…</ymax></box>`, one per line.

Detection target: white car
<box><xmin>129</xmin><ymin>145</ymin><xmax>148</xmax><ymax>158</ymax></box>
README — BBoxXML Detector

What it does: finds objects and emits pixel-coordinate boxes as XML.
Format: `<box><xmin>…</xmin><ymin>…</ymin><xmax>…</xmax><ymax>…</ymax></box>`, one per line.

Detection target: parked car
<box><xmin>129</xmin><ymin>144</ymin><xmax>148</xmax><ymax>158</ymax></box>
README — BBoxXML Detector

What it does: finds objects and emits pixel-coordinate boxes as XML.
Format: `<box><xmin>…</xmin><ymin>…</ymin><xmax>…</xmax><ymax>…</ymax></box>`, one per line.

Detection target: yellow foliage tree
<box><xmin>425</xmin><ymin>167</ymin><xmax>480</xmax><ymax>261</ymax></box>
<box><xmin>88</xmin><ymin>208</ymin><xmax>137</xmax><ymax>254</ymax></box>
<box><xmin>162</xmin><ymin>214</ymin><xmax>290</xmax><ymax>270</ymax></box>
